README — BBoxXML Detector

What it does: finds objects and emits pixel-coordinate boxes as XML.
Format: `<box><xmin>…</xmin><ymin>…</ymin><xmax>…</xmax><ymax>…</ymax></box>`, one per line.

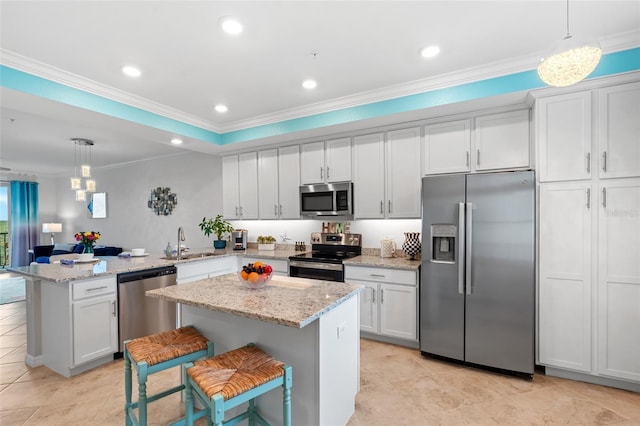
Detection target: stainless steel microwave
<box><xmin>300</xmin><ymin>182</ymin><xmax>353</xmax><ymax>218</ymax></box>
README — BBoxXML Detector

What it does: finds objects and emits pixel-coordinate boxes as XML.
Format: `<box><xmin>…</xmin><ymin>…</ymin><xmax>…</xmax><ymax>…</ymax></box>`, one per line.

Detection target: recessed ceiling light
<box><xmin>302</xmin><ymin>79</ymin><xmax>317</xmax><ymax>89</ymax></box>
<box><xmin>219</xmin><ymin>17</ymin><xmax>243</xmax><ymax>34</ymax></box>
<box><xmin>171</xmin><ymin>138</ymin><xmax>183</xmax><ymax>145</ymax></box>
<box><xmin>215</xmin><ymin>104</ymin><xmax>228</xmax><ymax>113</ymax></box>
<box><xmin>420</xmin><ymin>45</ymin><xmax>440</xmax><ymax>58</ymax></box>
<box><xmin>122</xmin><ymin>65</ymin><xmax>141</xmax><ymax>77</ymax></box>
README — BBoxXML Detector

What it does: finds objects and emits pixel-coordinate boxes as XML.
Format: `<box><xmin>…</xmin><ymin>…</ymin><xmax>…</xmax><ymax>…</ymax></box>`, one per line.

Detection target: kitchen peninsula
<box><xmin>147</xmin><ymin>274</ymin><xmax>362</xmax><ymax>426</ymax></box>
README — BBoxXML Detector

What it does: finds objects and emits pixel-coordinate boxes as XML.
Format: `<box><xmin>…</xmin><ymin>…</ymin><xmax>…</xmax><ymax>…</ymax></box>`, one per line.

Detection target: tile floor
<box><xmin>1</xmin><ymin>300</ymin><xmax>639</xmax><ymax>425</ymax></box>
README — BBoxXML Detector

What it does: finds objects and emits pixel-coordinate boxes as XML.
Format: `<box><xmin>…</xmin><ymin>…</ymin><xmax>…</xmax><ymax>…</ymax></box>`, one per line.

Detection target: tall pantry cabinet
<box><xmin>537</xmin><ymin>80</ymin><xmax>640</xmax><ymax>389</ymax></box>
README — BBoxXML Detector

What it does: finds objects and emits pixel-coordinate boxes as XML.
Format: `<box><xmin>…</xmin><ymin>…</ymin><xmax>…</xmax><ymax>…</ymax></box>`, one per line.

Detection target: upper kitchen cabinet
<box><xmin>277</xmin><ymin>145</ymin><xmax>301</xmax><ymax>219</ymax></box>
<box><xmin>353</xmin><ymin>133</ymin><xmax>385</xmax><ymax>219</ymax></box>
<box><xmin>423</xmin><ymin>119</ymin><xmax>471</xmax><ymax>175</ymax></box>
<box><xmin>222</xmin><ymin>153</ymin><xmax>258</xmax><ymax>220</ymax></box>
<box><xmin>474</xmin><ymin>110</ymin><xmax>530</xmax><ymax>171</ymax></box>
<box><xmin>386</xmin><ymin>127</ymin><xmax>421</xmax><ymax>218</ymax></box>
<box><xmin>258</xmin><ymin>149</ymin><xmax>279</xmax><ymax>220</ymax></box>
<box><xmin>353</xmin><ymin>129</ymin><xmax>421</xmax><ymax>219</ymax></box>
<box><xmin>300</xmin><ymin>138</ymin><xmax>351</xmax><ymax>184</ymax></box>
<box><xmin>598</xmin><ymin>82</ymin><xmax>640</xmax><ymax>179</ymax></box>
<box><xmin>537</xmin><ymin>91</ymin><xmax>592</xmax><ymax>182</ymax></box>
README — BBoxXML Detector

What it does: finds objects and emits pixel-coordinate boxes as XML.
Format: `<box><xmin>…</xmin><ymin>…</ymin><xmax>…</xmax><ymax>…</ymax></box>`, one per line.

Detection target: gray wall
<box><xmin>50</xmin><ymin>151</ymin><xmax>223</xmax><ymax>252</ymax></box>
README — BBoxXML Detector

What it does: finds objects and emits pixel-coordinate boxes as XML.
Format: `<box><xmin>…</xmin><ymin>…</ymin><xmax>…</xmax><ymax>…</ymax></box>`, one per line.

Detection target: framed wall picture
<box><xmin>88</xmin><ymin>192</ymin><xmax>107</xmax><ymax>218</ymax></box>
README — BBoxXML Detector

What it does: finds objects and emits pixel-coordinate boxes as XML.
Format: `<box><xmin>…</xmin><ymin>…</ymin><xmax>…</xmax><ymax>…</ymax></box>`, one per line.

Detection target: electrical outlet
<box><xmin>337</xmin><ymin>322</ymin><xmax>346</xmax><ymax>339</ymax></box>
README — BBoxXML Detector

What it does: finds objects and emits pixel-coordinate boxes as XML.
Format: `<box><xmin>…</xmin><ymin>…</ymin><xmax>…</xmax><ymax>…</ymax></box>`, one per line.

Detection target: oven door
<box><xmin>289</xmin><ymin>260</ymin><xmax>344</xmax><ymax>282</ymax></box>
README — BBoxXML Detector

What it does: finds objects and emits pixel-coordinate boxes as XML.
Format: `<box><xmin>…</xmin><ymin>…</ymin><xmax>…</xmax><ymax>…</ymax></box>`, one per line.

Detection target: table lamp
<box><xmin>42</xmin><ymin>223</ymin><xmax>62</xmax><ymax>245</ymax></box>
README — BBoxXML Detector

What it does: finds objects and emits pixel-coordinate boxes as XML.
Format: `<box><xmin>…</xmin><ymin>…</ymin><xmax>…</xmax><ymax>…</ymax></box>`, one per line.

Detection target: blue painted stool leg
<box><xmin>212</xmin><ymin>393</ymin><xmax>224</xmax><ymax>426</ymax></box>
<box><xmin>184</xmin><ymin>363</ymin><xmax>194</xmax><ymax>426</ymax></box>
<box><xmin>138</xmin><ymin>362</ymin><xmax>148</xmax><ymax>426</ymax></box>
<box><xmin>248</xmin><ymin>399</ymin><xmax>256</xmax><ymax>426</ymax></box>
<box><xmin>283</xmin><ymin>365</ymin><xmax>292</xmax><ymax>426</ymax></box>
<box><xmin>124</xmin><ymin>341</ymin><xmax>133</xmax><ymax>426</ymax></box>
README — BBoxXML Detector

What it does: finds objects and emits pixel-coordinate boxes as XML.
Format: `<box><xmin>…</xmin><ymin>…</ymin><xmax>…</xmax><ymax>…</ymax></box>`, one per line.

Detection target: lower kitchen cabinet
<box><xmin>242</xmin><ymin>257</ymin><xmax>288</xmax><ymax>276</ymax></box>
<box><xmin>176</xmin><ymin>256</ymin><xmax>237</xmax><ymax>284</ymax></box>
<box><xmin>539</xmin><ymin>178</ymin><xmax>640</xmax><ymax>390</ymax></box>
<box><xmin>41</xmin><ymin>276</ymin><xmax>118</xmax><ymax>377</ymax></box>
<box><xmin>345</xmin><ymin>265</ymin><xmax>418</xmax><ymax>345</ymax></box>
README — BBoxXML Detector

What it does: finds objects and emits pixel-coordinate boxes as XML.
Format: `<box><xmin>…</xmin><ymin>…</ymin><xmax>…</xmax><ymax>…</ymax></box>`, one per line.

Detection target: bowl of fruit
<box><xmin>239</xmin><ymin>261</ymin><xmax>273</xmax><ymax>289</ymax></box>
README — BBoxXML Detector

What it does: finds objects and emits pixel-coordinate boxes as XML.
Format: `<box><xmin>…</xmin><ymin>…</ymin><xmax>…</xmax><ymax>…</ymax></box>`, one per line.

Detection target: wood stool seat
<box><xmin>184</xmin><ymin>344</ymin><xmax>292</xmax><ymax>426</ymax></box>
<box><xmin>124</xmin><ymin>326</ymin><xmax>213</xmax><ymax>426</ymax></box>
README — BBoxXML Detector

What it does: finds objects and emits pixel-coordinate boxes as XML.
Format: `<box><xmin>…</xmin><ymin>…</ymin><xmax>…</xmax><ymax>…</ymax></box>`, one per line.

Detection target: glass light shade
<box><xmin>85</xmin><ymin>179</ymin><xmax>96</xmax><ymax>192</ymax></box>
<box><xmin>75</xmin><ymin>189</ymin><xmax>86</xmax><ymax>201</ymax></box>
<box><xmin>537</xmin><ymin>36</ymin><xmax>602</xmax><ymax>87</ymax></box>
<box><xmin>42</xmin><ymin>223</ymin><xmax>62</xmax><ymax>233</ymax></box>
<box><xmin>81</xmin><ymin>164</ymin><xmax>91</xmax><ymax>178</ymax></box>
<box><xmin>70</xmin><ymin>177</ymin><xmax>82</xmax><ymax>190</ymax></box>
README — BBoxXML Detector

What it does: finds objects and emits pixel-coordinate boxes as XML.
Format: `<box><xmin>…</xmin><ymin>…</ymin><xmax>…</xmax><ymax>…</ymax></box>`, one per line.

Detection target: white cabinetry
<box><xmin>258</xmin><ymin>149</ymin><xmax>279</xmax><ymax>220</ymax></box>
<box><xmin>345</xmin><ymin>266</ymin><xmax>418</xmax><ymax>344</ymax></box>
<box><xmin>41</xmin><ymin>276</ymin><xmax>118</xmax><ymax>377</ymax></box>
<box><xmin>598</xmin><ymin>82</ymin><xmax>640</xmax><ymax>179</ymax></box>
<box><xmin>353</xmin><ymin>129</ymin><xmax>421</xmax><ymax>219</ymax></box>
<box><xmin>539</xmin><ymin>181</ymin><xmax>593</xmax><ymax>372</ymax></box>
<box><xmin>223</xmin><ymin>153</ymin><xmax>258</xmax><ymax>219</ymax></box>
<box><xmin>474</xmin><ymin>110</ymin><xmax>530</xmax><ymax>171</ymax></box>
<box><xmin>423</xmin><ymin>119</ymin><xmax>471</xmax><ymax>174</ymax></box>
<box><xmin>537</xmin><ymin>91</ymin><xmax>592</xmax><ymax>182</ymax></box>
<box><xmin>597</xmin><ymin>178</ymin><xmax>640</xmax><ymax>382</ymax></box>
<box><xmin>537</xmin><ymin>81</ymin><xmax>640</xmax><ymax>390</ymax></box>
<box><xmin>301</xmin><ymin>138</ymin><xmax>351</xmax><ymax>184</ymax></box>
<box><xmin>176</xmin><ymin>256</ymin><xmax>238</xmax><ymax>284</ymax></box>
<box><xmin>277</xmin><ymin>145</ymin><xmax>301</xmax><ymax>219</ymax></box>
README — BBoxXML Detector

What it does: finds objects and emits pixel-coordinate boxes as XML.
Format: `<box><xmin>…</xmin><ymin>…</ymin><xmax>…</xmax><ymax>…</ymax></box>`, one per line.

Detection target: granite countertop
<box><xmin>343</xmin><ymin>255</ymin><xmax>421</xmax><ymax>271</ymax></box>
<box><xmin>146</xmin><ymin>273</ymin><xmax>362</xmax><ymax>328</ymax></box>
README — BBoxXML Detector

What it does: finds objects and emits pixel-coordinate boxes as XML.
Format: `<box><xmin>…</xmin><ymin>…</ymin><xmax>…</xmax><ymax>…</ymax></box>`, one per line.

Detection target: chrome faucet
<box><xmin>177</xmin><ymin>227</ymin><xmax>185</xmax><ymax>259</ymax></box>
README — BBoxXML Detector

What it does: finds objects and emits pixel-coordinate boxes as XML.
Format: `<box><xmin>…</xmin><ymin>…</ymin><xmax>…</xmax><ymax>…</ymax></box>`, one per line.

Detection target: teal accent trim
<box><xmin>0</xmin><ymin>65</ymin><xmax>221</xmax><ymax>144</ymax></box>
<box><xmin>2</xmin><ymin>48</ymin><xmax>638</xmax><ymax>146</ymax></box>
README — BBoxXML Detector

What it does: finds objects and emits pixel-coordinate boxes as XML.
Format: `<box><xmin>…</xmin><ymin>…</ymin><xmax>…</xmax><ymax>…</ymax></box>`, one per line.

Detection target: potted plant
<box><xmin>257</xmin><ymin>235</ymin><xmax>276</xmax><ymax>251</ymax></box>
<box><xmin>199</xmin><ymin>215</ymin><xmax>234</xmax><ymax>249</ymax></box>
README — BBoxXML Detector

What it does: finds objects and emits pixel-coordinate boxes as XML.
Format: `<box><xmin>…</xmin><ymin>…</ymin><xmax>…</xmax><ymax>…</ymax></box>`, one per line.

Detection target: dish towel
<box><xmin>60</xmin><ymin>259</ymin><xmax>74</xmax><ymax>265</ymax></box>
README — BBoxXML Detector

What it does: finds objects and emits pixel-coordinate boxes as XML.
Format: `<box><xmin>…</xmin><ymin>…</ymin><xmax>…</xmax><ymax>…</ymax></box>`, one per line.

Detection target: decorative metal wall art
<box><xmin>148</xmin><ymin>187</ymin><xmax>177</xmax><ymax>215</ymax></box>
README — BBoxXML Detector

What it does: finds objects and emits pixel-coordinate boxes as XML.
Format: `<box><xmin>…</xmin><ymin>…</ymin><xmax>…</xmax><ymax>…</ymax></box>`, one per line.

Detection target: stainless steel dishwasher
<box><xmin>117</xmin><ymin>266</ymin><xmax>177</xmax><ymax>352</ymax></box>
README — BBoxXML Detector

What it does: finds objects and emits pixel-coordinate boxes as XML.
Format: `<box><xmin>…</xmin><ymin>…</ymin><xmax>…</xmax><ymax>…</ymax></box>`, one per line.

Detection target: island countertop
<box><xmin>146</xmin><ymin>273</ymin><xmax>362</xmax><ymax>328</ymax></box>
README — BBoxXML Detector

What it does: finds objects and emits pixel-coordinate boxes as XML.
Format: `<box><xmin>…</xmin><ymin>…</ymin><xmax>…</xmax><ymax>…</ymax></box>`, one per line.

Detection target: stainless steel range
<box><xmin>289</xmin><ymin>232</ymin><xmax>362</xmax><ymax>282</ymax></box>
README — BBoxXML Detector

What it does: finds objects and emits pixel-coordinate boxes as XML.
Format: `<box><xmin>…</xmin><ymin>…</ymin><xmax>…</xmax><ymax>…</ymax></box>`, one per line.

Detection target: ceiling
<box><xmin>1</xmin><ymin>1</ymin><xmax>639</xmax><ymax>177</ymax></box>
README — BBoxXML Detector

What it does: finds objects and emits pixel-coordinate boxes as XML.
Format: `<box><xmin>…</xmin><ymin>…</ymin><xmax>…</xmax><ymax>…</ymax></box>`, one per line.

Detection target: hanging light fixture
<box><xmin>70</xmin><ymin>138</ymin><xmax>96</xmax><ymax>200</ymax></box>
<box><xmin>537</xmin><ymin>0</ymin><xmax>602</xmax><ymax>87</ymax></box>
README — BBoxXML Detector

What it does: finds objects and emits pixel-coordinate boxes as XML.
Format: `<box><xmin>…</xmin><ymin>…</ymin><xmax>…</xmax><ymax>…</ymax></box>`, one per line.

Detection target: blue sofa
<box><xmin>33</xmin><ymin>244</ymin><xmax>123</xmax><ymax>263</ymax></box>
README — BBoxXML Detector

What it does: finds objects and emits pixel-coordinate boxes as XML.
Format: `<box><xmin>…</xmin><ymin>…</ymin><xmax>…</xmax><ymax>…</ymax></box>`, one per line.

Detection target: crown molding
<box><xmin>0</xmin><ymin>49</ymin><xmax>221</xmax><ymax>133</ymax></box>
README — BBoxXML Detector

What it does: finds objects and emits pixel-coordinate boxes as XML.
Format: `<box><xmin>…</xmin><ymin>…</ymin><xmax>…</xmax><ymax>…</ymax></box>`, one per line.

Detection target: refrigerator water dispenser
<box><xmin>431</xmin><ymin>224</ymin><xmax>456</xmax><ymax>262</ymax></box>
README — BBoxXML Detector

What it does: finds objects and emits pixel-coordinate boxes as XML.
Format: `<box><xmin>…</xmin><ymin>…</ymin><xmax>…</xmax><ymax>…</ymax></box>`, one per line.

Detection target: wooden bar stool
<box><xmin>184</xmin><ymin>343</ymin><xmax>292</xmax><ymax>426</ymax></box>
<box><xmin>124</xmin><ymin>326</ymin><xmax>214</xmax><ymax>426</ymax></box>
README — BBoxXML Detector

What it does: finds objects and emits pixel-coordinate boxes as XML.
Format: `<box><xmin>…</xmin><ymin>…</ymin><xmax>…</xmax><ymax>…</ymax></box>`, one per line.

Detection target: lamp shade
<box><xmin>537</xmin><ymin>35</ymin><xmax>602</xmax><ymax>87</ymax></box>
<box><xmin>42</xmin><ymin>223</ymin><xmax>62</xmax><ymax>233</ymax></box>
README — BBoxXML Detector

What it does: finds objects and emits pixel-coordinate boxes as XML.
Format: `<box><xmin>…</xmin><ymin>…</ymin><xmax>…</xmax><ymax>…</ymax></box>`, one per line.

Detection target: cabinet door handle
<box><xmin>602</xmin><ymin>152</ymin><xmax>607</xmax><ymax>172</ymax></box>
<box><xmin>370</xmin><ymin>273</ymin><xmax>386</xmax><ymax>278</ymax></box>
<box><xmin>279</xmin><ymin>204</ymin><xmax>283</xmax><ymax>215</ymax></box>
<box><xmin>372</xmin><ymin>288</ymin><xmax>376</xmax><ymax>303</ymax></box>
<box><xmin>235</xmin><ymin>206</ymin><xmax>238</xmax><ymax>216</ymax></box>
<box><xmin>86</xmin><ymin>286</ymin><xmax>108</xmax><ymax>292</ymax></box>
<box><xmin>320</xmin><ymin>167</ymin><xmax>324</xmax><ymax>180</ymax></box>
<box><xmin>326</xmin><ymin>166</ymin><xmax>330</xmax><ymax>179</ymax></box>
<box><xmin>388</xmin><ymin>200</ymin><xmax>392</xmax><ymax>214</ymax></box>
<box><xmin>239</xmin><ymin>206</ymin><xmax>243</xmax><ymax>216</ymax></box>
<box><xmin>112</xmin><ymin>301</ymin><xmax>116</xmax><ymax>317</ymax></box>
<box><xmin>476</xmin><ymin>149</ymin><xmax>480</xmax><ymax>166</ymax></box>
<box><xmin>380</xmin><ymin>289</ymin><xmax>384</xmax><ymax>304</ymax></box>
<box><xmin>380</xmin><ymin>200</ymin><xmax>384</xmax><ymax>214</ymax></box>
<box><xmin>586</xmin><ymin>188</ymin><xmax>591</xmax><ymax>209</ymax></box>
<box><xmin>586</xmin><ymin>153</ymin><xmax>591</xmax><ymax>174</ymax></box>
<box><xmin>602</xmin><ymin>188</ymin><xmax>607</xmax><ymax>208</ymax></box>
<box><xmin>466</xmin><ymin>151</ymin><xmax>470</xmax><ymax>167</ymax></box>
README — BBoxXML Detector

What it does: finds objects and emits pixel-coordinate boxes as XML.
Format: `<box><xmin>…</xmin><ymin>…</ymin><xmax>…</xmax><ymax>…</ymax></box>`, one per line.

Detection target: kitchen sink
<box><xmin>162</xmin><ymin>252</ymin><xmax>223</xmax><ymax>261</ymax></box>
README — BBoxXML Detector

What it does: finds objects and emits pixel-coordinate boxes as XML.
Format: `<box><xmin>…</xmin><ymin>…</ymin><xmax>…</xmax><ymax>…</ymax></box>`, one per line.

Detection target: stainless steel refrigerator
<box><xmin>420</xmin><ymin>170</ymin><xmax>535</xmax><ymax>376</ymax></box>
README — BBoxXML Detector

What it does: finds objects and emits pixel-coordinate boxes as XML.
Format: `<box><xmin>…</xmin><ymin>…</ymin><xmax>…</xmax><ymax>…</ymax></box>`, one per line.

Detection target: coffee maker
<box><xmin>231</xmin><ymin>229</ymin><xmax>248</xmax><ymax>250</ymax></box>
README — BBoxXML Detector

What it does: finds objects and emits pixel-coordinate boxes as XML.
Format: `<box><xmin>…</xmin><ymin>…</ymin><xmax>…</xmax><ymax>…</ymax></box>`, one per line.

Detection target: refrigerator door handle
<box><xmin>465</xmin><ymin>202</ymin><xmax>473</xmax><ymax>295</ymax></box>
<box><xmin>458</xmin><ymin>202</ymin><xmax>465</xmax><ymax>295</ymax></box>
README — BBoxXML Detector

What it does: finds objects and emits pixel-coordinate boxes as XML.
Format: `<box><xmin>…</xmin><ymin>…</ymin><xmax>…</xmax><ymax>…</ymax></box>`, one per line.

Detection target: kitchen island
<box><xmin>147</xmin><ymin>274</ymin><xmax>362</xmax><ymax>426</ymax></box>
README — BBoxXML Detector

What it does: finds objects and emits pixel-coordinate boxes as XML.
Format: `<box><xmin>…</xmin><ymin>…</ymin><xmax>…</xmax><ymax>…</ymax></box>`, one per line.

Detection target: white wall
<box><xmin>53</xmin><ymin>151</ymin><xmax>223</xmax><ymax>252</ymax></box>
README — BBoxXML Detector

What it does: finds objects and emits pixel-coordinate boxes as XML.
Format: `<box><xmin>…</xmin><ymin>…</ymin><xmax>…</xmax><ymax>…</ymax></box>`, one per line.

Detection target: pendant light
<box><xmin>537</xmin><ymin>0</ymin><xmax>602</xmax><ymax>87</ymax></box>
<box><xmin>70</xmin><ymin>138</ymin><xmax>96</xmax><ymax>200</ymax></box>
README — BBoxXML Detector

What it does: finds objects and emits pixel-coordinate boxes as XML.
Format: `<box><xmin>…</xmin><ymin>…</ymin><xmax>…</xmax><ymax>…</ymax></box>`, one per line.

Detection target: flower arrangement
<box><xmin>75</xmin><ymin>231</ymin><xmax>101</xmax><ymax>246</ymax></box>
